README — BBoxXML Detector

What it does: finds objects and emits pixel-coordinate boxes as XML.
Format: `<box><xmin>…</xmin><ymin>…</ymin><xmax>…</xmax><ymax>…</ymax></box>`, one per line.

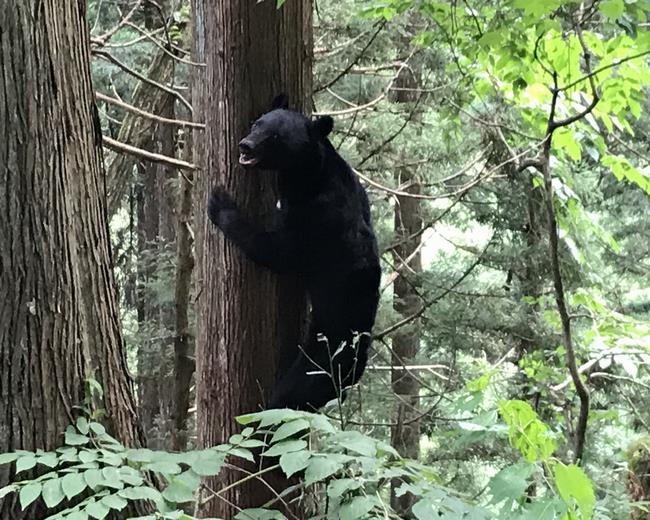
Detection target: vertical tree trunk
<box><xmin>172</xmin><ymin>132</ymin><xmax>196</xmax><ymax>452</ymax></box>
<box><xmin>0</xmin><ymin>1</ymin><xmax>144</xmax><ymax>518</ymax></box>
<box><xmin>390</xmin><ymin>70</ymin><xmax>422</xmax><ymax>518</ymax></box>
<box><xmin>192</xmin><ymin>0</ymin><xmax>312</xmax><ymax>517</ymax></box>
<box><xmin>128</xmin><ymin>0</ymin><xmax>178</xmax><ymax>447</ymax></box>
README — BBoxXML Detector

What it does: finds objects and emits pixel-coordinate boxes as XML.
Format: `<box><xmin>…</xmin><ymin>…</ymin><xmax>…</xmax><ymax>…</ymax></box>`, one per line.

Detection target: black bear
<box><xmin>208</xmin><ymin>94</ymin><xmax>380</xmax><ymax>411</ymax></box>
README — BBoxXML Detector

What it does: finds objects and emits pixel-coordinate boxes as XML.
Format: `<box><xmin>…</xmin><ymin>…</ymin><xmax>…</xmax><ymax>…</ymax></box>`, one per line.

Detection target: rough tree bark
<box><xmin>389</xmin><ymin>70</ymin><xmax>423</xmax><ymax>518</ymax></box>
<box><xmin>192</xmin><ymin>0</ymin><xmax>312</xmax><ymax>517</ymax></box>
<box><xmin>0</xmin><ymin>1</ymin><xmax>144</xmax><ymax>518</ymax></box>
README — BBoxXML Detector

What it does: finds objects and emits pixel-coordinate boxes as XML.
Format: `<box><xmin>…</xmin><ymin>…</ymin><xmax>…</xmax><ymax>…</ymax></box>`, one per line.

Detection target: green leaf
<box><xmin>19</xmin><ymin>482</ymin><xmax>42</xmax><ymax>509</ymax></box>
<box><xmin>84</xmin><ymin>469</ymin><xmax>105</xmax><ymax>490</ymax></box>
<box><xmin>229</xmin><ymin>447</ymin><xmax>254</xmax><ymax>462</ymax></box>
<box><xmin>340</xmin><ymin>495</ymin><xmax>377</xmax><ymax>520</ymax></box>
<box><xmin>498</xmin><ymin>400</ymin><xmax>557</xmax><ymax>462</ymax></box>
<box><xmin>125</xmin><ymin>448</ymin><xmax>156</xmax><ymax>463</ymax></box>
<box><xmin>62</xmin><ymin>472</ymin><xmax>87</xmax><ymax>500</ymax></box>
<box><xmin>488</xmin><ymin>462</ymin><xmax>535</xmax><ymax>507</ymax></box>
<box><xmin>478</xmin><ymin>31</ymin><xmax>502</xmax><ymax>49</ymax></box>
<box><xmin>101</xmin><ymin>494</ymin><xmax>128</xmax><ymax>511</ymax></box>
<box><xmin>513</xmin><ymin>0</ymin><xmax>562</xmax><ymax>17</ymax></box>
<box><xmin>117</xmin><ymin>486</ymin><xmax>163</xmax><ymax>501</ymax></box>
<box><xmin>327</xmin><ymin>478</ymin><xmax>362</xmax><ymax>498</ymax></box>
<box><xmin>176</xmin><ymin>470</ymin><xmax>201</xmax><ymax>493</ymax></box>
<box><xmin>118</xmin><ymin>466</ymin><xmax>144</xmax><ymax>486</ymax></box>
<box><xmin>79</xmin><ymin>450</ymin><xmax>98</xmax><ymax>464</ymax></box>
<box><xmin>335</xmin><ymin>431</ymin><xmax>377</xmax><ymax>457</ymax></box>
<box><xmin>86</xmin><ymin>499</ymin><xmax>110</xmax><ymax>519</ymax></box>
<box><xmin>190</xmin><ymin>457</ymin><xmax>224</xmax><ymax>477</ymax></box>
<box><xmin>276</xmin><ymin>0</ymin><xmax>286</xmax><ymax>8</ymax></box>
<box><xmin>76</xmin><ymin>417</ymin><xmax>90</xmax><ymax>434</ymax></box>
<box><xmin>234</xmin><ymin>508</ymin><xmax>286</xmax><ymax>519</ymax></box>
<box><xmin>65</xmin><ymin>426</ymin><xmax>90</xmax><ymax>446</ymax></box>
<box><xmin>237</xmin><ymin>409</ymin><xmax>305</xmax><ymax>427</ymax></box>
<box><xmin>554</xmin><ymin>463</ymin><xmax>595</xmax><ymax>518</ymax></box>
<box><xmin>239</xmin><ymin>439</ymin><xmax>266</xmax><ymax>448</ymax></box>
<box><xmin>16</xmin><ymin>455</ymin><xmax>37</xmax><ymax>473</ymax></box>
<box><xmin>162</xmin><ymin>478</ymin><xmax>195</xmax><ymax>504</ymax></box>
<box><xmin>554</xmin><ymin>127</ymin><xmax>581</xmax><ymax>162</ymax></box>
<box><xmin>144</xmin><ymin>461</ymin><xmax>182</xmax><ymax>475</ymax></box>
<box><xmin>514</xmin><ymin>498</ymin><xmax>567</xmax><ymax>519</ymax></box>
<box><xmin>89</xmin><ymin>423</ymin><xmax>106</xmax><ymax>436</ymax></box>
<box><xmin>599</xmin><ymin>0</ymin><xmax>625</xmax><ymax>19</ymax></box>
<box><xmin>271</xmin><ymin>419</ymin><xmax>310</xmax><ymax>443</ymax></box>
<box><xmin>38</xmin><ymin>452</ymin><xmax>59</xmax><ymax>468</ymax></box>
<box><xmin>263</xmin><ymin>440</ymin><xmax>307</xmax><ymax>457</ymax></box>
<box><xmin>0</xmin><ymin>453</ymin><xmax>18</xmax><ymax>465</ymax></box>
<box><xmin>101</xmin><ymin>467</ymin><xmax>124</xmax><ymax>489</ymax></box>
<box><xmin>304</xmin><ymin>456</ymin><xmax>344</xmax><ymax>486</ymax></box>
<box><xmin>42</xmin><ymin>478</ymin><xmax>65</xmax><ymax>508</ymax></box>
<box><xmin>279</xmin><ymin>450</ymin><xmax>311</xmax><ymax>477</ymax></box>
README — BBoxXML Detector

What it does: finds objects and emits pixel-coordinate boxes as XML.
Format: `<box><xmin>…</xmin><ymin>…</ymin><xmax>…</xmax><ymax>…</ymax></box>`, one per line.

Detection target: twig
<box><xmin>375</xmin><ymin>240</ymin><xmax>491</xmax><ymax>340</ymax></box>
<box><xmin>92</xmin><ymin>49</ymin><xmax>193</xmax><ymax>113</ymax></box>
<box><xmin>123</xmin><ymin>21</ymin><xmax>206</xmax><ymax>67</ymax></box>
<box><xmin>314</xmin><ymin>20</ymin><xmax>387</xmax><ymax>92</ymax></box>
<box><xmin>559</xmin><ymin>49</ymin><xmax>650</xmax><ymax>93</ymax></box>
<box><xmin>93</xmin><ymin>0</ymin><xmax>141</xmax><ymax>44</ymax></box>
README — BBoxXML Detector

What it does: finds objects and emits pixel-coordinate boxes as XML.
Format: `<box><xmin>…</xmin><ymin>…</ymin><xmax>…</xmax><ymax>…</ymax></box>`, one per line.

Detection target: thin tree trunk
<box><xmin>126</xmin><ymin>0</ymin><xmax>179</xmax><ymax>447</ymax></box>
<box><xmin>390</xmin><ymin>69</ymin><xmax>422</xmax><ymax>518</ymax></box>
<box><xmin>172</xmin><ymin>133</ymin><xmax>196</xmax><ymax>452</ymax></box>
<box><xmin>0</xmin><ymin>1</ymin><xmax>144</xmax><ymax>518</ymax></box>
<box><xmin>192</xmin><ymin>0</ymin><xmax>312</xmax><ymax>517</ymax></box>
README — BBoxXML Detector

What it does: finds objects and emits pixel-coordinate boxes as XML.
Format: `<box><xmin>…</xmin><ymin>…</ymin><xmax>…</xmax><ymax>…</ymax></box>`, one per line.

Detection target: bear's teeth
<box><xmin>239</xmin><ymin>153</ymin><xmax>258</xmax><ymax>166</ymax></box>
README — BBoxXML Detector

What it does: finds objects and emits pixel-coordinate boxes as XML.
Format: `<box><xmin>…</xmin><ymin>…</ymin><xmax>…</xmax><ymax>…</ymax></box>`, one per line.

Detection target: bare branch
<box><xmin>96</xmin><ymin>91</ymin><xmax>204</xmax><ymax>129</ymax></box>
<box><xmin>102</xmin><ymin>135</ymin><xmax>197</xmax><ymax>171</ymax></box>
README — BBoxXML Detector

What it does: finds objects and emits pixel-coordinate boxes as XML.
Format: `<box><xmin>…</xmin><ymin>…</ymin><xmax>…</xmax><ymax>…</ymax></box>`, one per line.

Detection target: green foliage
<box><xmin>0</xmin><ymin>413</ymin><xmax>237</xmax><ymax>519</ymax></box>
<box><xmin>498</xmin><ymin>400</ymin><xmax>558</xmax><ymax>463</ymax></box>
<box><xmin>1</xmin><ymin>407</ymin><xmax>496</xmax><ymax>519</ymax></box>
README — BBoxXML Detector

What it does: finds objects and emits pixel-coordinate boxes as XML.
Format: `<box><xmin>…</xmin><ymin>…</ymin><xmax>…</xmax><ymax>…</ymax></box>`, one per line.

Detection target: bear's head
<box><xmin>238</xmin><ymin>94</ymin><xmax>334</xmax><ymax>171</ymax></box>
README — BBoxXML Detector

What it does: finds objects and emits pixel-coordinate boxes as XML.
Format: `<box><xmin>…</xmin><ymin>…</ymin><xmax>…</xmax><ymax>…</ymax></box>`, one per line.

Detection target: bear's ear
<box><xmin>311</xmin><ymin>115</ymin><xmax>334</xmax><ymax>139</ymax></box>
<box><xmin>270</xmin><ymin>93</ymin><xmax>289</xmax><ymax>110</ymax></box>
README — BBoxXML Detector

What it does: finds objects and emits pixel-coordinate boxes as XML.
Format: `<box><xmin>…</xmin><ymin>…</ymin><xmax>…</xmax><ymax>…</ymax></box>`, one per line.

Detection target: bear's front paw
<box><xmin>209</xmin><ymin>187</ymin><xmax>237</xmax><ymax>212</ymax></box>
<box><xmin>208</xmin><ymin>187</ymin><xmax>239</xmax><ymax>230</ymax></box>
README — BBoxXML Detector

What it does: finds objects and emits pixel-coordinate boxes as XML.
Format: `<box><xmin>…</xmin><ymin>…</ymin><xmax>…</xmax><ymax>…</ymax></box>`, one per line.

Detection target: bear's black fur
<box><xmin>208</xmin><ymin>94</ymin><xmax>380</xmax><ymax>411</ymax></box>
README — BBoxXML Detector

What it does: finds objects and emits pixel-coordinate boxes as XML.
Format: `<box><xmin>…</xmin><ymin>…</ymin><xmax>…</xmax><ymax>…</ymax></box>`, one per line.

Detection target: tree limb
<box><xmin>102</xmin><ymin>135</ymin><xmax>197</xmax><ymax>171</ymax></box>
<box><xmin>97</xmin><ymin>92</ymin><xmax>204</xmax><ymax>129</ymax></box>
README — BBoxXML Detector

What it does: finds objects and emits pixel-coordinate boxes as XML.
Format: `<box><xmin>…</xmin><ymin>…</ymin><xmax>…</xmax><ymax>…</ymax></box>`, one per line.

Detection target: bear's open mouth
<box><xmin>239</xmin><ymin>152</ymin><xmax>259</xmax><ymax>166</ymax></box>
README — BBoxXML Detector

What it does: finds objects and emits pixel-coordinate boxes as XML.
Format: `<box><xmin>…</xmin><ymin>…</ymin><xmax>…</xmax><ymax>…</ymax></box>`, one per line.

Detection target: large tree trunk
<box><xmin>390</xmin><ymin>70</ymin><xmax>422</xmax><ymax>518</ymax></box>
<box><xmin>192</xmin><ymin>0</ymin><xmax>312</xmax><ymax>517</ymax></box>
<box><xmin>0</xmin><ymin>1</ymin><xmax>144</xmax><ymax>518</ymax></box>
